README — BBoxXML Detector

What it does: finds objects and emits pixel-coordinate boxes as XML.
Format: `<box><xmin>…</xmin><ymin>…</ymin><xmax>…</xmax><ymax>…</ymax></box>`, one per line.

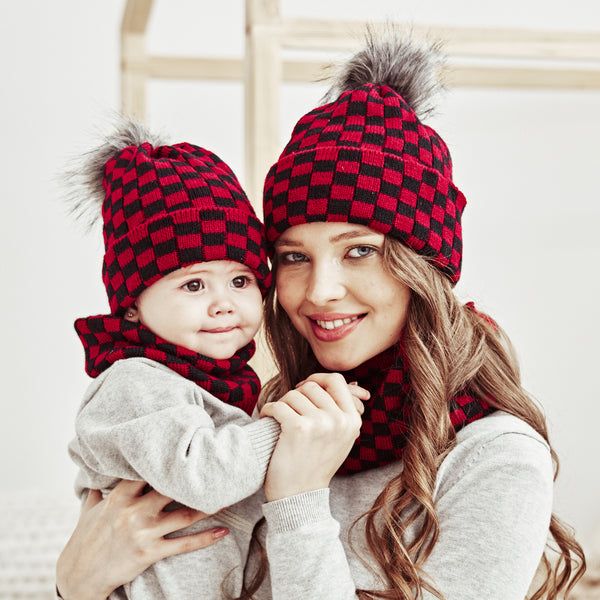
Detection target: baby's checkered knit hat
<box><xmin>263</xmin><ymin>31</ymin><xmax>466</xmax><ymax>282</ymax></box>
<box><xmin>70</xmin><ymin>120</ymin><xmax>271</xmax><ymax>314</ymax></box>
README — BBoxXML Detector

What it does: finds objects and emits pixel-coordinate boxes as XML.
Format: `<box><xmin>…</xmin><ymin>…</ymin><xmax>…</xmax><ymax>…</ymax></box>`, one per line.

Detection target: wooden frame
<box><xmin>121</xmin><ymin>0</ymin><xmax>600</xmax><ymax>207</ymax></box>
<box><xmin>120</xmin><ymin>0</ymin><xmax>599</xmax><ymax>379</ymax></box>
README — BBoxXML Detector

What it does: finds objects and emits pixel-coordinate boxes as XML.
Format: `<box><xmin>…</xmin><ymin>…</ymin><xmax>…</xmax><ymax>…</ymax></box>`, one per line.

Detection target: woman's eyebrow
<box><xmin>275</xmin><ymin>237</ymin><xmax>302</xmax><ymax>247</ymax></box>
<box><xmin>329</xmin><ymin>230</ymin><xmax>378</xmax><ymax>243</ymax></box>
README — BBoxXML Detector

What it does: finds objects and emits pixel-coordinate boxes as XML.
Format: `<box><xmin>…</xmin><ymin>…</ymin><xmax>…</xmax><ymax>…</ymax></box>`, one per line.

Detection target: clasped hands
<box><xmin>260</xmin><ymin>373</ymin><xmax>370</xmax><ymax>501</ymax></box>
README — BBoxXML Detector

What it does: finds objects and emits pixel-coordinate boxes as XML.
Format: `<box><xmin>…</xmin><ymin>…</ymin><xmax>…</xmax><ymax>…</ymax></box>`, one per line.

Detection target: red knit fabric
<box><xmin>75</xmin><ymin>315</ymin><xmax>260</xmax><ymax>415</ymax></box>
<box><xmin>338</xmin><ymin>337</ymin><xmax>494</xmax><ymax>474</ymax></box>
<box><xmin>263</xmin><ymin>83</ymin><xmax>466</xmax><ymax>283</ymax></box>
<box><xmin>101</xmin><ymin>142</ymin><xmax>271</xmax><ymax>314</ymax></box>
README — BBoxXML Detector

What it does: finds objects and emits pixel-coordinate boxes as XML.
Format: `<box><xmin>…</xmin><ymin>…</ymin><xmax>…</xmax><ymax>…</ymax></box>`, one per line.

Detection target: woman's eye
<box><xmin>347</xmin><ymin>246</ymin><xmax>375</xmax><ymax>258</ymax></box>
<box><xmin>279</xmin><ymin>251</ymin><xmax>307</xmax><ymax>264</ymax></box>
<box><xmin>231</xmin><ymin>276</ymin><xmax>249</xmax><ymax>289</ymax></box>
<box><xmin>183</xmin><ymin>280</ymin><xmax>203</xmax><ymax>292</ymax></box>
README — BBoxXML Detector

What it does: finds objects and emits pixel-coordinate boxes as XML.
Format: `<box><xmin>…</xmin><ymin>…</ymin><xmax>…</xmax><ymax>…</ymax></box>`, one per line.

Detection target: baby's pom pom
<box><xmin>62</xmin><ymin>117</ymin><xmax>165</xmax><ymax>230</ymax></box>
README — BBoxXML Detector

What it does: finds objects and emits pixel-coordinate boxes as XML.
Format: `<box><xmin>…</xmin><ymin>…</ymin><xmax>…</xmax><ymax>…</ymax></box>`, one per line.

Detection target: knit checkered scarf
<box><xmin>338</xmin><ymin>337</ymin><xmax>494</xmax><ymax>474</ymax></box>
<box><xmin>75</xmin><ymin>315</ymin><xmax>260</xmax><ymax>415</ymax></box>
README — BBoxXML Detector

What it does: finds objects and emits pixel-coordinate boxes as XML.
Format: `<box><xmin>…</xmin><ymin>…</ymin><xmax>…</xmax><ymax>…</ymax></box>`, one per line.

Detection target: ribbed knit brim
<box><xmin>101</xmin><ymin>142</ymin><xmax>271</xmax><ymax>313</ymax></box>
<box><xmin>263</xmin><ymin>83</ymin><xmax>465</xmax><ymax>282</ymax></box>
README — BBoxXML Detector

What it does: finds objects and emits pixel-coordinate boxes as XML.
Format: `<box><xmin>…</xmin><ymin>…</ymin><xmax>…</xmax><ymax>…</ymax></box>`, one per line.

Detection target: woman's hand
<box><xmin>260</xmin><ymin>373</ymin><xmax>368</xmax><ymax>502</ymax></box>
<box><xmin>55</xmin><ymin>479</ymin><xmax>229</xmax><ymax>600</ymax></box>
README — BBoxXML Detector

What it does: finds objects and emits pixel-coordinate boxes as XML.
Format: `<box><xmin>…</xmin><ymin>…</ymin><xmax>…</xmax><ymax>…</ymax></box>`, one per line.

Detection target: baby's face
<box><xmin>128</xmin><ymin>261</ymin><xmax>263</xmax><ymax>359</ymax></box>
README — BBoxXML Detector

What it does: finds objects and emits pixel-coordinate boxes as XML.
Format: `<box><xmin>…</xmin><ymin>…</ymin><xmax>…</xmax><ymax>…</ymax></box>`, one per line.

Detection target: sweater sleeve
<box><xmin>70</xmin><ymin>358</ymin><xmax>280</xmax><ymax>514</ymax></box>
<box><xmin>262</xmin><ymin>489</ymin><xmax>358</xmax><ymax>599</ymax></box>
<box><xmin>417</xmin><ymin>430</ymin><xmax>554</xmax><ymax>600</ymax></box>
<box><xmin>261</xmin><ymin>428</ymin><xmax>553</xmax><ymax>600</ymax></box>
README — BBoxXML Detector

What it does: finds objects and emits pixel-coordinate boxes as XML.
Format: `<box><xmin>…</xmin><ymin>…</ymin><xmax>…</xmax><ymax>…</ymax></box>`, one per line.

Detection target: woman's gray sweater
<box><xmin>258</xmin><ymin>411</ymin><xmax>553</xmax><ymax>600</ymax></box>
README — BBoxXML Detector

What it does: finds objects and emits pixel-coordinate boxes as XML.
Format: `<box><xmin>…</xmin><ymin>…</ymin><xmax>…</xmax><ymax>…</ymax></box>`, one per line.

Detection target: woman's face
<box><xmin>275</xmin><ymin>222</ymin><xmax>411</xmax><ymax>371</ymax></box>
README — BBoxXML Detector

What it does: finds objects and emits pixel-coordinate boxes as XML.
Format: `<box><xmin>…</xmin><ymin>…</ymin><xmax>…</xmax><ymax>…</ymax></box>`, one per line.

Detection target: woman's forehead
<box><xmin>275</xmin><ymin>222</ymin><xmax>383</xmax><ymax>246</ymax></box>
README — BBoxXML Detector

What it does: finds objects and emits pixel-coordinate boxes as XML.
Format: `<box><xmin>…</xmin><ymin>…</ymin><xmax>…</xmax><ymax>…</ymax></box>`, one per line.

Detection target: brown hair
<box><xmin>238</xmin><ymin>235</ymin><xmax>585</xmax><ymax>599</ymax></box>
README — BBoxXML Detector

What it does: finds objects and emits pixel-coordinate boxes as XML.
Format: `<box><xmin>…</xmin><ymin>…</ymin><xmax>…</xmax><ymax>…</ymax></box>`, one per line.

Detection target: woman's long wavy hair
<box><xmin>236</xmin><ymin>235</ymin><xmax>585</xmax><ymax>600</ymax></box>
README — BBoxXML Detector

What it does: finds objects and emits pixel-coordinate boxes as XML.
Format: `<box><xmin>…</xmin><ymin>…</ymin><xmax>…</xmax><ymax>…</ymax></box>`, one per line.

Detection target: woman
<box><xmin>56</xmin><ymin>31</ymin><xmax>585</xmax><ymax>599</ymax></box>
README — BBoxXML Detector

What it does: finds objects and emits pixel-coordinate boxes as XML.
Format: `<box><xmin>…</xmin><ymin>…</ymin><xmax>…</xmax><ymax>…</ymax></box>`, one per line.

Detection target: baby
<box><xmin>68</xmin><ymin>119</ymin><xmax>280</xmax><ymax>598</ymax></box>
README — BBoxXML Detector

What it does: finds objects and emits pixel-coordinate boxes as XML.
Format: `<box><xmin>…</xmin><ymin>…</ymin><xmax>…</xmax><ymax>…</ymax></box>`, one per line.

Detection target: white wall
<box><xmin>1</xmin><ymin>0</ymin><xmax>598</xmax><ymax>558</ymax></box>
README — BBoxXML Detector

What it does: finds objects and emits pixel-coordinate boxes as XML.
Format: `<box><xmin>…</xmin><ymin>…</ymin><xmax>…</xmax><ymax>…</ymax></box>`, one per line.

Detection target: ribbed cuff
<box><xmin>262</xmin><ymin>488</ymin><xmax>331</xmax><ymax>533</ymax></box>
<box><xmin>245</xmin><ymin>416</ymin><xmax>281</xmax><ymax>472</ymax></box>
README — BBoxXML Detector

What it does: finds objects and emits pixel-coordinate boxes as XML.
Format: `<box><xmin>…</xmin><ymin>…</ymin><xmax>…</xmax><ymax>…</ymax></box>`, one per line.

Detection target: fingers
<box><xmin>107</xmin><ymin>479</ymin><xmax>180</xmax><ymax>513</ymax></box>
<box><xmin>155</xmin><ymin>505</ymin><xmax>211</xmax><ymax>538</ymax></box>
<box><xmin>283</xmin><ymin>385</ymin><xmax>332</xmax><ymax>413</ymax></box>
<box><xmin>81</xmin><ymin>488</ymin><xmax>103</xmax><ymax>513</ymax></box>
<box><xmin>260</xmin><ymin>399</ymin><xmax>299</xmax><ymax>423</ymax></box>
<box><xmin>261</xmin><ymin>374</ymin><xmax>369</xmax><ymax>423</ymax></box>
<box><xmin>102</xmin><ymin>479</ymin><xmax>148</xmax><ymax>509</ymax></box>
<box><xmin>158</xmin><ymin>527</ymin><xmax>230</xmax><ymax>560</ymax></box>
<box><xmin>138</xmin><ymin>487</ymin><xmax>180</xmax><ymax>513</ymax></box>
<box><xmin>303</xmin><ymin>373</ymin><xmax>369</xmax><ymax>414</ymax></box>
<box><xmin>95</xmin><ymin>479</ymin><xmax>219</xmax><ymax>534</ymax></box>
<box><xmin>260</xmin><ymin>373</ymin><xmax>367</xmax><ymax>454</ymax></box>
<box><xmin>296</xmin><ymin>374</ymin><xmax>369</xmax><ymax>399</ymax></box>
<box><xmin>347</xmin><ymin>381</ymin><xmax>371</xmax><ymax>401</ymax></box>
<box><xmin>348</xmin><ymin>383</ymin><xmax>367</xmax><ymax>414</ymax></box>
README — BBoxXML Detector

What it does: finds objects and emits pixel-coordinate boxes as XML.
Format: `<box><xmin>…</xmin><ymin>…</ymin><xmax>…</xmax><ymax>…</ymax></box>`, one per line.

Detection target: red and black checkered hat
<box><xmin>263</xmin><ymin>32</ymin><xmax>466</xmax><ymax>282</ymax></box>
<box><xmin>72</xmin><ymin>121</ymin><xmax>271</xmax><ymax>314</ymax></box>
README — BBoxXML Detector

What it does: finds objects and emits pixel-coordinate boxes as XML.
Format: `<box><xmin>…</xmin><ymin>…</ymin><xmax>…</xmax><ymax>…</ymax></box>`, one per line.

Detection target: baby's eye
<box><xmin>231</xmin><ymin>276</ymin><xmax>250</xmax><ymax>289</ymax></box>
<box><xmin>279</xmin><ymin>251</ymin><xmax>308</xmax><ymax>264</ymax></box>
<box><xmin>346</xmin><ymin>246</ymin><xmax>375</xmax><ymax>258</ymax></box>
<box><xmin>183</xmin><ymin>279</ymin><xmax>204</xmax><ymax>292</ymax></box>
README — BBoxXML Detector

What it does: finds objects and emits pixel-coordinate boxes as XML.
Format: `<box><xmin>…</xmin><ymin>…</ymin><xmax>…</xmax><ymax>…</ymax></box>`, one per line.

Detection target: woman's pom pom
<box><xmin>323</xmin><ymin>25</ymin><xmax>446</xmax><ymax>119</ymax></box>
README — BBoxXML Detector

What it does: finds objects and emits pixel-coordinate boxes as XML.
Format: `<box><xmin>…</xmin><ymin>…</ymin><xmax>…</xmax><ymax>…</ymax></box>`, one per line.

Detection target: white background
<box><xmin>0</xmin><ymin>0</ymin><xmax>599</xmax><ymax>558</ymax></box>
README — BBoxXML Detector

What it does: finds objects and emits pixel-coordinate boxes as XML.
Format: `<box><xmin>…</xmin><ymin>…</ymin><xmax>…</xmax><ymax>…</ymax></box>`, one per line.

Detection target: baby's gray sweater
<box><xmin>70</xmin><ymin>358</ymin><xmax>553</xmax><ymax>599</ymax></box>
<box><xmin>69</xmin><ymin>357</ymin><xmax>280</xmax><ymax>599</ymax></box>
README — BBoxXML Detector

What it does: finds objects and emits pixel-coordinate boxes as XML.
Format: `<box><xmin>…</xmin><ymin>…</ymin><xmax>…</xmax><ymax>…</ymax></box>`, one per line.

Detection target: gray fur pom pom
<box><xmin>62</xmin><ymin>117</ymin><xmax>166</xmax><ymax>231</ymax></box>
<box><xmin>322</xmin><ymin>25</ymin><xmax>446</xmax><ymax>120</ymax></box>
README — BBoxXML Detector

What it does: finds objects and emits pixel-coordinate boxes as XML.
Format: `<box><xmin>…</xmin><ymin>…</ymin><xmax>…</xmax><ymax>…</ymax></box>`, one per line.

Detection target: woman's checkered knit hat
<box><xmin>263</xmin><ymin>30</ymin><xmax>466</xmax><ymax>282</ymax></box>
<box><xmin>69</xmin><ymin>120</ymin><xmax>271</xmax><ymax>314</ymax></box>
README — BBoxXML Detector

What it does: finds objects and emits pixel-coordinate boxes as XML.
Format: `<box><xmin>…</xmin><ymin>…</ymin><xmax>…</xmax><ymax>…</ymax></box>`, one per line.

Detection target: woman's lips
<box><xmin>308</xmin><ymin>314</ymin><xmax>364</xmax><ymax>342</ymax></box>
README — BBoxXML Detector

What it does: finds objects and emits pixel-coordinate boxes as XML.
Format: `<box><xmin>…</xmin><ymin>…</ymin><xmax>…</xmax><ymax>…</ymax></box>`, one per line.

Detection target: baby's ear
<box><xmin>124</xmin><ymin>305</ymin><xmax>140</xmax><ymax>323</ymax></box>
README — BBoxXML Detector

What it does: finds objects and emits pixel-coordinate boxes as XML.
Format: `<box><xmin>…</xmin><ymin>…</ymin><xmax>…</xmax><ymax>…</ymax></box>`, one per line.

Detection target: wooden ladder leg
<box><xmin>120</xmin><ymin>0</ymin><xmax>154</xmax><ymax>120</ymax></box>
<box><xmin>244</xmin><ymin>0</ymin><xmax>282</xmax><ymax>217</ymax></box>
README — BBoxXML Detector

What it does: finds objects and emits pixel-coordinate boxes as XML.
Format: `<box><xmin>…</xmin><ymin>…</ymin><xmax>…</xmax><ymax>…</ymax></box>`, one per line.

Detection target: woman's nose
<box><xmin>305</xmin><ymin>261</ymin><xmax>346</xmax><ymax>305</ymax></box>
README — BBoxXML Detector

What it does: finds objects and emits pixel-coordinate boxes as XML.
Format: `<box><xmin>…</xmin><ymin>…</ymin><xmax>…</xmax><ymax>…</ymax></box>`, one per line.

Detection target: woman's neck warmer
<box><xmin>339</xmin><ymin>338</ymin><xmax>494</xmax><ymax>474</ymax></box>
<box><xmin>75</xmin><ymin>315</ymin><xmax>260</xmax><ymax>416</ymax></box>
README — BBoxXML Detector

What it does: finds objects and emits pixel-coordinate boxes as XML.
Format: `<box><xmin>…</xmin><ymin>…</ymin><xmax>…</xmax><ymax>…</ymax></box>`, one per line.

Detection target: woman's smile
<box><xmin>275</xmin><ymin>222</ymin><xmax>411</xmax><ymax>371</ymax></box>
<box><xmin>308</xmin><ymin>313</ymin><xmax>365</xmax><ymax>341</ymax></box>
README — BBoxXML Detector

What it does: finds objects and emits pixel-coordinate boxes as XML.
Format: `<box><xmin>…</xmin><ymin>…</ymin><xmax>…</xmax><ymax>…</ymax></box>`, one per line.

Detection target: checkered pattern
<box><xmin>338</xmin><ymin>337</ymin><xmax>494</xmax><ymax>475</ymax></box>
<box><xmin>465</xmin><ymin>301</ymin><xmax>499</xmax><ymax>329</ymax></box>
<box><xmin>263</xmin><ymin>83</ymin><xmax>466</xmax><ymax>282</ymax></box>
<box><xmin>101</xmin><ymin>141</ymin><xmax>271</xmax><ymax>314</ymax></box>
<box><xmin>449</xmin><ymin>393</ymin><xmax>494</xmax><ymax>430</ymax></box>
<box><xmin>75</xmin><ymin>315</ymin><xmax>260</xmax><ymax>415</ymax></box>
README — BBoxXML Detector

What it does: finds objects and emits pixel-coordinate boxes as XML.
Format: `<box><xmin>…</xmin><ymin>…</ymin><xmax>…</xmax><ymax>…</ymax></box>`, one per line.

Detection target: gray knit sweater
<box><xmin>70</xmin><ymin>358</ymin><xmax>553</xmax><ymax>599</ymax></box>
<box><xmin>257</xmin><ymin>411</ymin><xmax>554</xmax><ymax>600</ymax></box>
<box><xmin>69</xmin><ymin>357</ymin><xmax>280</xmax><ymax>599</ymax></box>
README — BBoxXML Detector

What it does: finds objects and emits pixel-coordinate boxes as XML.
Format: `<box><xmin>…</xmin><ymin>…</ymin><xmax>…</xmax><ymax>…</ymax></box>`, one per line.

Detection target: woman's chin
<box><xmin>313</xmin><ymin>353</ymin><xmax>362</xmax><ymax>373</ymax></box>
